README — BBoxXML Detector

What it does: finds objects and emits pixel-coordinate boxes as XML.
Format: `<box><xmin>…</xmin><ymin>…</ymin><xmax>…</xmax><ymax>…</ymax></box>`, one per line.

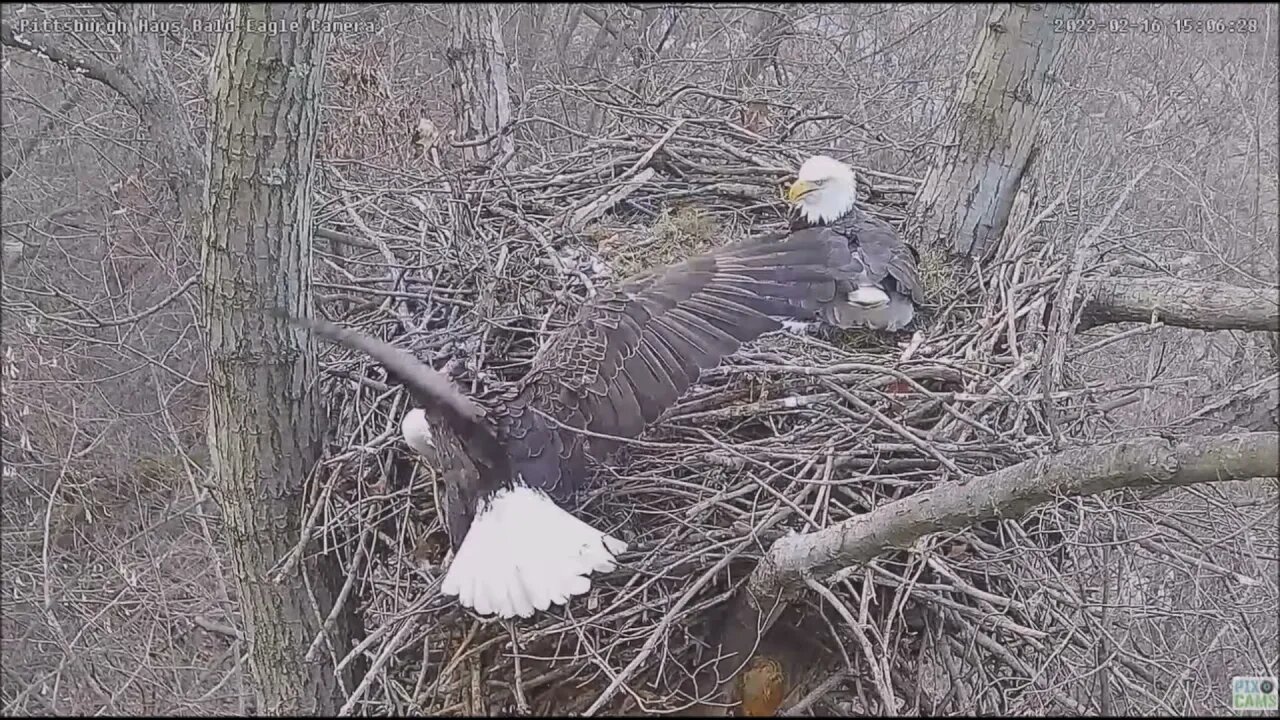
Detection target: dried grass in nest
<box><xmin>300</xmin><ymin>121</ymin><xmax>1121</xmax><ymax>716</ymax></box>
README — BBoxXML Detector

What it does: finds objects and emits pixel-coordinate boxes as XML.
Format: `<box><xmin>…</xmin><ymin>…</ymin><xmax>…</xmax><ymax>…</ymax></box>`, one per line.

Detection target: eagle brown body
<box><xmin>290</xmin><ymin>228</ymin><xmax>860</xmax><ymax>618</ymax></box>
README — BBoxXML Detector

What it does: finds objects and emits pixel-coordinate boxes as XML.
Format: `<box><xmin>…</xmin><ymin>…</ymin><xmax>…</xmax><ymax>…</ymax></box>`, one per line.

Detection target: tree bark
<box><xmin>702</xmin><ymin>431</ymin><xmax>1278</xmax><ymax>714</ymax></box>
<box><xmin>447</xmin><ymin>3</ymin><xmax>515</xmax><ymax>167</ymax></box>
<box><xmin>732</xmin><ymin>8</ymin><xmax>794</xmax><ymax>134</ymax></box>
<box><xmin>201</xmin><ymin>3</ymin><xmax>358</xmax><ymax>713</ymax></box>
<box><xmin>1083</xmin><ymin>277</ymin><xmax>1280</xmax><ymax>332</ymax></box>
<box><xmin>910</xmin><ymin>3</ymin><xmax>1077</xmax><ymax>257</ymax></box>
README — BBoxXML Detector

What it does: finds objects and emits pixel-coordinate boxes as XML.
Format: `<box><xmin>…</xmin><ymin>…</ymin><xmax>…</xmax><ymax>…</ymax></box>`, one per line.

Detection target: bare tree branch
<box><xmin>1</xmin><ymin>13</ymin><xmax>203</xmax><ymax>224</ymax></box>
<box><xmin>1084</xmin><ymin>278</ymin><xmax>1280</xmax><ymax>332</ymax></box>
<box><xmin>0</xmin><ymin>21</ymin><xmax>137</xmax><ymax>102</ymax></box>
<box><xmin>707</xmin><ymin>431</ymin><xmax>1278</xmax><ymax>711</ymax></box>
<box><xmin>579</xmin><ymin>6</ymin><xmax>623</xmax><ymax>39</ymax></box>
<box><xmin>1</xmin><ymin>88</ymin><xmax>83</xmax><ymax>185</ymax></box>
<box><xmin>753</xmin><ymin>432</ymin><xmax>1276</xmax><ymax>597</ymax></box>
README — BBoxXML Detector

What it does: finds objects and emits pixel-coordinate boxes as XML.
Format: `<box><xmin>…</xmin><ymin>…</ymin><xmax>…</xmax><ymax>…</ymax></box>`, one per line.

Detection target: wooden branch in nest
<box><xmin>1082</xmin><ymin>277</ymin><xmax>1279</xmax><ymax>332</ymax></box>
<box><xmin>192</xmin><ymin>615</ymin><xmax>243</xmax><ymax>641</ymax></box>
<box><xmin>563</xmin><ymin>120</ymin><xmax>684</xmax><ymax>232</ymax></box>
<box><xmin>702</xmin><ymin>431</ymin><xmax>1278</xmax><ymax>716</ymax></box>
<box><xmin>567</xmin><ymin>167</ymin><xmax>658</xmax><ymax>232</ymax></box>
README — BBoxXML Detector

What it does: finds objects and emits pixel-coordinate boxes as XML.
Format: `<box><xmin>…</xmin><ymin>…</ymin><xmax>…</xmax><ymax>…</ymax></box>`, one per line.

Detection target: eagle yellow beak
<box><xmin>785</xmin><ymin>179</ymin><xmax>815</xmax><ymax>203</ymax></box>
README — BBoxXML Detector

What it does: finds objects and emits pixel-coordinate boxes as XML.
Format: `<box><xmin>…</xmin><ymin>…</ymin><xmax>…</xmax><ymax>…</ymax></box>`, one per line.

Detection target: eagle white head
<box><xmin>786</xmin><ymin>155</ymin><xmax>857</xmax><ymax>225</ymax></box>
<box><xmin>400</xmin><ymin>408</ymin><xmax>436</xmax><ymax>457</ymax></box>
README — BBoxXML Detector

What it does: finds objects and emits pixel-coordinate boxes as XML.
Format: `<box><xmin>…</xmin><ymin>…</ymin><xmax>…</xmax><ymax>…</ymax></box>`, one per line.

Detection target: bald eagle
<box><xmin>785</xmin><ymin>155</ymin><xmax>925</xmax><ymax>332</ymax></box>
<box><xmin>288</xmin><ymin>230</ymin><xmax>858</xmax><ymax>619</ymax></box>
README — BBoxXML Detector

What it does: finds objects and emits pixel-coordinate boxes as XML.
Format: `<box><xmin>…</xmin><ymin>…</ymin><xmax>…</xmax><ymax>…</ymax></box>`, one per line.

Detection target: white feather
<box><xmin>401</xmin><ymin>408</ymin><xmax>435</xmax><ymax>457</ymax></box>
<box><xmin>440</xmin><ymin>485</ymin><xmax>628</xmax><ymax>619</ymax></box>
<box><xmin>852</xmin><ymin>291</ymin><xmax>916</xmax><ymax>332</ymax></box>
<box><xmin>847</xmin><ymin>285</ymin><xmax>891</xmax><ymax>308</ymax></box>
<box><xmin>780</xmin><ymin>320</ymin><xmax>813</xmax><ymax>335</ymax></box>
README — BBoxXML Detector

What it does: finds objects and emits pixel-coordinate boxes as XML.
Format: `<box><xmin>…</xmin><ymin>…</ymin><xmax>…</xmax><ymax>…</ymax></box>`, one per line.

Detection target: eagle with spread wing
<box><xmin>288</xmin><ymin>230</ymin><xmax>857</xmax><ymax>619</ymax></box>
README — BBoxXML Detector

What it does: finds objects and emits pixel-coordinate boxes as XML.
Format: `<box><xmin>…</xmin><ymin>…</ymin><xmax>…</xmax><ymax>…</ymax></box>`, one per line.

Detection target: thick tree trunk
<box><xmin>201</xmin><ymin>4</ymin><xmax>357</xmax><ymax>714</ymax></box>
<box><xmin>448</xmin><ymin>3</ymin><xmax>515</xmax><ymax>167</ymax></box>
<box><xmin>911</xmin><ymin>3</ymin><xmax>1076</xmax><ymax>257</ymax></box>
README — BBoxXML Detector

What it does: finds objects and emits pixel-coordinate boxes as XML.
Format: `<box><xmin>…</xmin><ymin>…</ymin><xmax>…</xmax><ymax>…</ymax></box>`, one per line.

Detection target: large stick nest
<box><xmin>300</xmin><ymin>116</ymin><xmax>1178</xmax><ymax>716</ymax></box>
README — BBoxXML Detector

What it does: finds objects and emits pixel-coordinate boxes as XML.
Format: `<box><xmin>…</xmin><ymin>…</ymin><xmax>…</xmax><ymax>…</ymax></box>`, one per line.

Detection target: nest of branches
<box><xmin>299</xmin><ymin>117</ymin><xmax>1154</xmax><ymax>716</ymax></box>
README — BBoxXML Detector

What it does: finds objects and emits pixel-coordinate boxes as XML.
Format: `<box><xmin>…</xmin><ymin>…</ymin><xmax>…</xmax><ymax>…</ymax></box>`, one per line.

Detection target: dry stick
<box><xmin>335</xmin><ymin>180</ymin><xmax>409</xmax><ymax>322</ymax></box>
<box><xmin>339</xmin><ymin>617</ymin><xmax>419</xmax><ymax>716</ymax></box>
<box><xmin>580</xmin><ymin>535</ymin><xmax>759</xmax><ymax>717</ymax></box>
<box><xmin>194</xmin><ymin>650</ymin><xmax>252</xmax><ymax>707</ymax></box>
<box><xmin>1041</xmin><ymin>164</ymin><xmax>1153</xmax><ymax>445</ymax></box>
<box><xmin>965</xmin><ymin>627</ymin><xmax>1088</xmax><ymax>714</ymax></box>
<box><xmin>568</xmin><ymin>167</ymin><xmax>659</xmax><ymax>232</ymax></box>
<box><xmin>622</xmin><ymin>119</ymin><xmax>686</xmax><ymax>179</ymax></box>
<box><xmin>419</xmin><ymin>619</ymin><xmax>479</xmax><ymax>706</ymax></box>
<box><xmin>1177</xmin><ymin>373</ymin><xmax>1279</xmax><ymax>429</ymax></box>
<box><xmin>192</xmin><ymin>615</ymin><xmax>243</xmax><ymax>640</ymax></box>
<box><xmin>272</xmin><ymin>461</ymin><xmax>340</xmax><ymax>582</ymax></box>
<box><xmin>582</xmin><ymin>483</ymin><xmax>818</xmax><ymax>717</ymax></box>
<box><xmin>566</xmin><ymin>118</ymin><xmax>682</xmax><ymax>231</ymax></box>
<box><xmin>703</xmin><ymin>432</ymin><xmax>1277</xmax><ymax>707</ymax></box>
<box><xmin>909</xmin><ymin>589</ymin><xmax>1047</xmax><ymax>645</ymax></box>
<box><xmin>754</xmin><ymin>432</ymin><xmax>1276</xmax><ymax>597</ymax></box>
<box><xmin>42</xmin><ymin>424</ymin><xmax>80</xmax><ymax>614</ymax></box>
<box><xmin>924</xmin><ymin>555</ymin><xmax>1016</xmax><ymax>610</ymax></box>
<box><xmin>781</xmin><ymin>669</ymin><xmax>850</xmax><ymax>716</ymax></box>
<box><xmin>488</xmin><ymin>203</ymin><xmax>568</xmax><ymax>275</ymax></box>
<box><xmin>804</xmin><ymin>575</ymin><xmax>896</xmax><ymax>714</ymax></box>
<box><xmin>305</xmin><ymin>524</ymin><xmax>374</xmax><ymax>662</ymax></box>
<box><xmin>820</xmin><ymin>378</ymin><xmax>967</xmax><ymax>480</ymax></box>
<box><xmin>1067</xmin><ymin>321</ymin><xmax>1165</xmax><ymax>360</ymax></box>
<box><xmin>1133</xmin><ymin>537</ymin><xmax>1261</xmax><ymax>586</ymax></box>
<box><xmin>507</xmin><ymin>622</ymin><xmax>532</xmax><ymax>715</ymax></box>
<box><xmin>336</xmin><ymin>587</ymin><xmax>438</xmax><ymax>676</ymax></box>
<box><xmin>44</xmin><ymin>275</ymin><xmax>199</xmax><ymax>329</ymax></box>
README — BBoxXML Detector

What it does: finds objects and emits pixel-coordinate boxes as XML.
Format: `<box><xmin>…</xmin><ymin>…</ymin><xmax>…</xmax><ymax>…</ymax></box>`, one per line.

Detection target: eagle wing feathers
<box><xmin>501</xmin><ymin>230</ymin><xmax>853</xmax><ymax>499</ymax></box>
<box><xmin>284</xmin><ymin>229</ymin><xmax>858</xmax><ymax>541</ymax></box>
<box><xmin>280</xmin><ymin>313</ymin><xmax>510</xmax><ymax>478</ymax></box>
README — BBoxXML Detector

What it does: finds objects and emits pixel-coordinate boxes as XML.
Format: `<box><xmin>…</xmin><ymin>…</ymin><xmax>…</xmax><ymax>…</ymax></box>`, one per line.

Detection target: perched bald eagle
<box><xmin>785</xmin><ymin>155</ymin><xmax>925</xmax><ymax>332</ymax></box>
<box><xmin>288</xmin><ymin>230</ymin><xmax>858</xmax><ymax>619</ymax></box>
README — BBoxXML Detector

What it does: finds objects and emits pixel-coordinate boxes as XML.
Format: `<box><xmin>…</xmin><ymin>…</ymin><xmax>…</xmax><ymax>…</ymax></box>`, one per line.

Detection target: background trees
<box><xmin>2</xmin><ymin>3</ymin><xmax>1275</xmax><ymax>715</ymax></box>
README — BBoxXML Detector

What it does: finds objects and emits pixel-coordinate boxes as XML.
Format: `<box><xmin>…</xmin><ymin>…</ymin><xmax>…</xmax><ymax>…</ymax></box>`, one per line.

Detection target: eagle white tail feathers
<box><xmin>440</xmin><ymin>485</ymin><xmax>627</xmax><ymax>619</ymax></box>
